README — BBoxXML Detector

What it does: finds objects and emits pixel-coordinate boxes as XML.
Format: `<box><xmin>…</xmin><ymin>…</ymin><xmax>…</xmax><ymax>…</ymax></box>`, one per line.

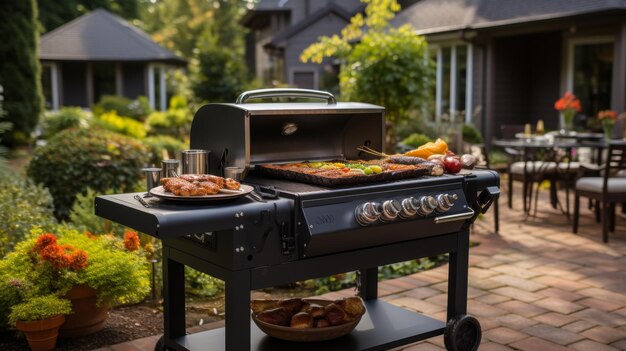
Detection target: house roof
<box><xmin>391</xmin><ymin>0</ymin><xmax>626</xmax><ymax>35</ymax></box>
<box><xmin>240</xmin><ymin>0</ymin><xmax>290</xmax><ymax>27</ymax></box>
<box><xmin>40</xmin><ymin>9</ymin><xmax>186</xmax><ymax>65</ymax></box>
<box><xmin>265</xmin><ymin>2</ymin><xmax>354</xmax><ymax>49</ymax></box>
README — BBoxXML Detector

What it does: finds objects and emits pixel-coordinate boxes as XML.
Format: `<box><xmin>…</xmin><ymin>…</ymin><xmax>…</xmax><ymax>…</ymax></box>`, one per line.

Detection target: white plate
<box><xmin>149</xmin><ymin>184</ymin><xmax>254</xmax><ymax>202</ymax></box>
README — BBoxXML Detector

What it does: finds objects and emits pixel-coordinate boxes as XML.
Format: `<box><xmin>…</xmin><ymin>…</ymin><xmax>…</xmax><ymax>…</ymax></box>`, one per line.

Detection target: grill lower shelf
<box><xmin>171</xmin><ymin>300</ymin><xmax>445</xmax><ymax>351</ymax></box>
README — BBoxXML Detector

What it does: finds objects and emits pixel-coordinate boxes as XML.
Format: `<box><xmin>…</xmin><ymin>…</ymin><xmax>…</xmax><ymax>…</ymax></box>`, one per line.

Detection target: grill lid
<box><xmin>190</xmin><ymin>89</ymin><xmax>385</xmax><ymax>177</ymax></box>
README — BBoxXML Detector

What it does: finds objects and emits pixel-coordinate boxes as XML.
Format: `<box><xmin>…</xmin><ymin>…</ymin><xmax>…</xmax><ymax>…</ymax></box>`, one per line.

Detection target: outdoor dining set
<box><xmin>492</xmin><ymin>129</ymin><xmax>626</xmax><ymax>243</ymax></box>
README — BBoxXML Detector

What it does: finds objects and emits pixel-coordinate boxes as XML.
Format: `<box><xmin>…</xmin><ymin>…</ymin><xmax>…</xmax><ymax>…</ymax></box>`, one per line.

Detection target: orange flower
<box><xmin>554</xmin><ymin>91</ymin><xmax>581</xmax><ymax>112</ymax></box>
<box><xmin>40</xmin><ymin>244</ymin><xmax>71</xmax><ymax>270</ymax></box>
<box><xmin>598</xmin><ymin>110</ymin><xmax>617</xmax><ymax>120</ymax></box>
<box><xmin>123</xmin><ymin>230</ymin><xmax>140</xmax><ymax>252</ymax></box>
<box><xmin>84</xmin><ymin>231</ymin><xmax>96</xmax><ymax>239</ymax></box>
<box><xmin>69</xmin><ymin>250</ymin><xmax>89</xmax><ymax>271</ymax></box>
<box><xmin>33</xmin><ymin>233</ymin><xmax>58</xmax><ymax>253</ymax></box>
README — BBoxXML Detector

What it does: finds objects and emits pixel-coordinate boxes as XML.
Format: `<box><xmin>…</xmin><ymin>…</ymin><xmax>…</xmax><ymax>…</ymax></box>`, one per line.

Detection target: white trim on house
<box><xmin>50</xmin><ymin>63</ymin><xmax>60</xmax><ymax>111</ymax></box>
<box><xmin>466</xmin><ymin>44</ymin><xmax>473</xmax><ymax>124</ymax></box>
<box><xmin>565</xmin><ymin>35</ymin><xmax>614</xmax><ymax>93</ymax></box>
<box><xmin>435</xmin><ymin>46</ymin><xmax>443</xmax><ymax>123</ymax></box>
<box><xmin>159</xmin><ymin>65</ymin><xmax>167</xmax><ymax>111</ymax></box>
<box><xmin>450</xmin><ymin>46</ymin><xmax>457</xmax><ymax>117</ymax></box>
<box><xmin>147</xmin><ymin>64</ymin><xmax>155</xmax><ymax>110</ymax></box>
<box><xmin>430</xmin><ymin>42</ymin><xmax>473</xmax><ymax>124</ymax></box>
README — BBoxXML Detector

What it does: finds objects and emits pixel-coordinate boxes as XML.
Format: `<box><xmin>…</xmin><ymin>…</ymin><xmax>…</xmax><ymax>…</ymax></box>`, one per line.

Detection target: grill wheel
<box><xmin>444</xmin><ymin>314</ymin><xmax>482</xmax><ymax>351</ymax></box>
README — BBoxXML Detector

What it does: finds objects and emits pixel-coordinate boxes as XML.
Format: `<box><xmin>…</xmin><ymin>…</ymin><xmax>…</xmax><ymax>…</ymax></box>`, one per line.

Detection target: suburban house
<box><xmin>241</xmin><ymin>0</ymin><xmax>363</xmax><ymax>91</ymax></box>
<box><xmin>39</xmin><ymin>9</ymin><xmax>186</xmax><ymax>111</ymax></box>
<box><xmin>244</xmin><ymin>0</ymin><xmax>626</xmax><ymax>143</ymax></box>
<box><xmin>392</xmin><ymin>0</ymin><xmax>626</xmax><ymax>144</ymax></box>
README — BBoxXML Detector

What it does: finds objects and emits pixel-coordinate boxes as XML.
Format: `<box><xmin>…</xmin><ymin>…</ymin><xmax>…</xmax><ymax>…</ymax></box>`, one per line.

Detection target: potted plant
<box><xmin>0</xmin><ymin>227</ymin><xmax>150</xmax><ymax>338</ymax></box>
<box><xmin>554</xmin><ymin>91</ymin><xmax>581</xmax><ymax>133</ymax></box>
<box><xmin>9</xmin><ymin>295</ymin><xmax>72</xmax><ymax>351</ymax></box>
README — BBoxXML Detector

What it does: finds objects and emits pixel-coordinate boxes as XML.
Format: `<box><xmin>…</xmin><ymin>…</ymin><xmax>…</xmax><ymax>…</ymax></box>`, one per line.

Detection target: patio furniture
<box><xmin>573</xmin><ymin>141</ymin><xmax>626</xmax><ymax>242</ymax></box>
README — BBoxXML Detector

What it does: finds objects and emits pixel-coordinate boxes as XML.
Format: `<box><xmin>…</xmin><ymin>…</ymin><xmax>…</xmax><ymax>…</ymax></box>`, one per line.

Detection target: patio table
<box><xmin>492</xmin><ymin>137</ymin><xmax>608</xmax><ymax>218</ymax></box>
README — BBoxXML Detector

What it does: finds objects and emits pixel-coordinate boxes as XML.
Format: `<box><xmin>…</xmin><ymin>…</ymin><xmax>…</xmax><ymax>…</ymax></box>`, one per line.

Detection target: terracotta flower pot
<box><xmin>59</xmin><ymin>285</ymin><xmax>108</xmax><ymax>338</ymax></box>
<box><xmin>15</xmin><ymin>314</ymin><xmax>65</xmax><ymax>351</ymax></box>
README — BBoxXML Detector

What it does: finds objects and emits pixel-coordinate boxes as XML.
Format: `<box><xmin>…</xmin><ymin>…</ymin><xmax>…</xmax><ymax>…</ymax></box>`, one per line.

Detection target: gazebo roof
<box><xmin>40</xmin><ymin>9</ymin><xmax>186</xmax><ymax>65</ymax></box>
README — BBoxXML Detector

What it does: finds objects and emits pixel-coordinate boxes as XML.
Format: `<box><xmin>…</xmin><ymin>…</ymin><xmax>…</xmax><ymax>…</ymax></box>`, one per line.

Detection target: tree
<box><xmin>301</xmin><ymin>0</ymin><xmax>433</xmax><ymax>152</ymax></box>
<box><xmin>191</xmin><ymin>0</ymin><xmax>248</xmax><ymax>102</ymax></box>
<box><xmin>38</xmin><ymin>0</ymin><xmax>140</xmax><ymax>33</ymax></box>
<box><xmin>0</xmin><ymin>0</ymin><xmax>44</xmax><ymax>146</ymax></box>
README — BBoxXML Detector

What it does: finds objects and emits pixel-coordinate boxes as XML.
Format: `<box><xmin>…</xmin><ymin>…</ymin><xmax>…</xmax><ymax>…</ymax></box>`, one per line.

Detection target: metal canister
<box><xmin>162</xmin><ymin>159</ymin><xmax>180</xmax><ymax>178</ymax></box>
<box><xmin>181</xmin><ymin>149</ymin><xmax>210</xmax><ymax>174</ymax></box>
<box><xmin>141</xmin><ymin>167</ymin><xmax>162</xmax><ymax>192</ymax></box>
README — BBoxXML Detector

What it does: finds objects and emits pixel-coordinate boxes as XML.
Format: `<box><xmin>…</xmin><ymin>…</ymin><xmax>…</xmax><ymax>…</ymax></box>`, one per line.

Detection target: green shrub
<box><xmin>93</xmin><ymin>111</ymin><xmax>147</xmax><ymax>139</ymax></box>
<box><xmin>312</xmin><ymin>256</ymin><xmax>448</xmax><ymax>295</ymax></box>
<box><xmin>146</xmin><ymin>110</ymin><xmax>192</xmax><ymax>139</ymax></box>
<box><xmin>185</xmin><ymin>267</ymin><xmax>224</xmax><ymax>297</ymax></box>
<box><xmin>92</xmin><ymin>95</ymin><xmax>152</xmax><ymax>121</ymax></box>
<box><xmin>0</xmin><ymin>228</ymin><xmax>150</xmax><ymax>313</ymax></box>
<box><xmin>0</xmin><ymin>0</ymin><xmax>43</xmax><ymax>146</ymax></box>
<box><xmin>462</xmin><ymin>124</ymin><xmax>483</xmax><ymax>144</ymax></box>
<box><xmin>402</xmin><ymin>133</ymin><xmax>432</xmax><ymax>148</ymax></box>
<box><xmin>27</xmin><ymin>128</ymin><xmax>148</xmax><ymax>219</ymax></box>
<box><xmin>40</xmin><ymin>107</ymin><xmax>90</xmax><ymax>138</ymax></box>
<box><xmin>144</xmin><ymin>135</ymin><xmax>187</xmax><ymax>165</ymax></box>
<box><xmin>69</xmin><ymin>189</ymin><xmax>127</xmax><ymax>237</ymax></box>
<box><xmin>9</xmin><ymin>295</ymin><xmax>72</xmax><ymax>325</ymax></box>
<box><xmin>0</xmin><ymin>169</ymin><xmax>57</xmax><ymax>257</ymax></box>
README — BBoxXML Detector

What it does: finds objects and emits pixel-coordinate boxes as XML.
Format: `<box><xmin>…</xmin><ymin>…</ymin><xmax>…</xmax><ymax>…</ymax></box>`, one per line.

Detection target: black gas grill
<box><xmin>95</xmin><ymin>89</ymin><xmax>499</xmax><ymax>351</ymax></box>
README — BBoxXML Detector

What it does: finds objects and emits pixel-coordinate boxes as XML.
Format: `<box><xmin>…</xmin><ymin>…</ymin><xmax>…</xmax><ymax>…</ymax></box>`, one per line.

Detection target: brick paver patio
<box><xmin>93</xmin><ymin>183</ymin><xmax>626</xmax><ymax>351</ymax></box>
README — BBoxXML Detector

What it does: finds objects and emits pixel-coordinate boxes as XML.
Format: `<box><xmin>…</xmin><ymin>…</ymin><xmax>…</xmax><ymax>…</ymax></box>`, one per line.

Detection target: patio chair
<box><xmin>572</xmin><ymin>141</ymin><xmax>626</xmax><ymax>242</ymax></box>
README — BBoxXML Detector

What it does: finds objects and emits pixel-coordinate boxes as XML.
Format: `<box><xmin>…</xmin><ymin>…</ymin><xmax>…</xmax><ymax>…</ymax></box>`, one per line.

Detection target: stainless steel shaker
<box><xmin>181</xmin><ymin>149</ymin><xmax>210</xmax><ymax>174</ymax></box>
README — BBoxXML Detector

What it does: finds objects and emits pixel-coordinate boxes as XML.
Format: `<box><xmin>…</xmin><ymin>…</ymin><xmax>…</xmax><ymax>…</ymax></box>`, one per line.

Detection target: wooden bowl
<box><xmin>251</xmin><ymin>299</ymin><xmax>364</xmax><ymax>342</ymax></box>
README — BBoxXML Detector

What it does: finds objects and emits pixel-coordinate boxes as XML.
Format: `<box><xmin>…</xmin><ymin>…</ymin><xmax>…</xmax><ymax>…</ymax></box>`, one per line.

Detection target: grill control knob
<box><xmin>416</xmin><ymin>196</ymin><xmax>438</xmax><ymax>216</ymax></box>
<box><xmin>355</xmin><ymin>202</ymin><xmax>381</xmax><ymax>226</ymax></box>
<box><xmin>436</xmin><ymin>193</ymin><xmax>458</xmax><ymax>213</ymax></box>
<box><xmin>399</xmin><ymin>197</ymin><xmax>420</xmax><ymax>219</ymax></box>
<box><xmin>379</xmin><ymin>200</ymin><xmax>402</xmax><ymax>222</ymax></box>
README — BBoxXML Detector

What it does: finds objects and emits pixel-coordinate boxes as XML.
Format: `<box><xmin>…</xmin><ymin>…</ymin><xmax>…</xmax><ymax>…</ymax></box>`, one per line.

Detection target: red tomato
<box><xmin>443</xmin><ymin>156</ymin><xmax>462</xmax><ymax>174</ymax></box>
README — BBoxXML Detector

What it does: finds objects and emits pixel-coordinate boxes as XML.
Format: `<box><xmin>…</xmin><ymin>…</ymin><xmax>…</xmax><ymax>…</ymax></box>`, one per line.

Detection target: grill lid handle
<box><xmin>235</xmin><ymin>88</ymin><xmax>337</xmax><ymax>105</ymax></box>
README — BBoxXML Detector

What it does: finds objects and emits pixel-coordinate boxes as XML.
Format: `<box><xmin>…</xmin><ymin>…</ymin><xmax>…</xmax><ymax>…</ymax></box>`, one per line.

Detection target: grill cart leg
<box><xmin>159</xmin><ymin>248</ymin><xmax>185</xmax><ymax>350</ymax></box>
<box><xmin>443</xmin><ymin>229</ymin><xmax>482</xmax><ymax>350</ymax></box>
<box><xmin>225</xmin><ymin>270</ymin><xmax>251</xmax><ymax>351</ymax></box>
<box><xmin>358</xmin><ymin>267</ymin><xmax>378</xmax><ymax>300</ymax></box>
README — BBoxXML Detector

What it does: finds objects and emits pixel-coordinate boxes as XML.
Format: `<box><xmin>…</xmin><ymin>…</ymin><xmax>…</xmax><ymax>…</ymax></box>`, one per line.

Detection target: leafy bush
<box><xmin>144</xmin><ymin>135</ymin><xmax>187</xmax><ymax>165</ymax></box>
<box><xmin>0</xmin><ymin>168</ymin><xmax>57</xmax><ymax>257</ymax></box>
<box><xmin>462</xmin><ymin>124</ymin><xmax>483</xmax><ymax>144</ymax></box>
<box><xmin>402</xmin><ymin>133</ymin><xmax>432</xmax><ymax>148</ymax></box>
<box><xmin>27</xmin><ymin>128</ymin><xmax>148</xmax><ymax>219</ymax></box>
<box><xmin>9</xmin><ymin>295</ymin><xmax>72</xmax><ymax>324</ymax></box>
<box><xmin>312</xmin><ymin>256</ymin><xmax>448</xmax><ymax>295</ymax></box>
<box><xmin>0</xmin><ymin>228</ymin><xmax>150</xmax><ymax>321</ymax></box>
<box><xmin>39</xmin><ymin>107</ymin><xmax>90</xmax><ymax>138</ymax></box>
<box><xmin>69</xmin><ymin>189</ymin><xmax>127</xmax><ymax>237</ymax></box>
<box><xmin>185</xmin><ymin>267</ymin><xmax>224</xmax><ymax>297</ymax></box>
<box><xmin>92</xmin><ymin>95</ymin><xmax>152</xmax><ymax>121</ymax></box>
<box><xmin>93</xmin><ymin>111</ymin><xmax>147</xmax><ymax>139</ymax></box>
<box><xmin>0</xmin><ymin>0</ymin><xmax>43</xmax><ymax>146</ymax></box>
<box><xmin>145</xmin><ymin>96</ymin><xmax>193</xmax><ymax>138</ymax></box>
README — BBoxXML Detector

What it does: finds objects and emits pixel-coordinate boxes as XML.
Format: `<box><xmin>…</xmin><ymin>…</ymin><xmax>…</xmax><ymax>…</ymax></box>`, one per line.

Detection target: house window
<box><xmin>567</xmin><ymin>37</ymin><xmax>613</xmax><ymax>117</ymax></box>
<box><xmin>431</xmin><ymin>43</ymin><xmax>473</xmax><ymax>123</ymax></box>
<box><xmin>291</xmin><ymin>70</ymin><xmax>317</xmax><ymax>89</ymax></box>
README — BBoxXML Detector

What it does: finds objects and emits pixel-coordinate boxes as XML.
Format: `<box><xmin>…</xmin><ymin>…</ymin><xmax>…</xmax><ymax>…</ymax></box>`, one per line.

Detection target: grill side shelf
<box><xmin>95</xmin><ymin>193</ymin><xmax>293</xmax><ymax>238</ymax></box>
